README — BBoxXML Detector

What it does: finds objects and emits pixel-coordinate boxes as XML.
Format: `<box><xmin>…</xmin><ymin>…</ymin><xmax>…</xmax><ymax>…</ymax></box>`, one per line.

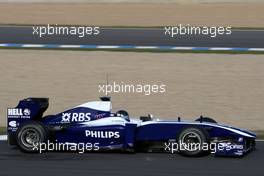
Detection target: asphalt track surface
<box><xmin>0</xmin><ymin>141</ymin><xmax>263</xmax><ymax>176</ymax></box>
<box><xmin>0</xmin><ymin>26</ymin><xmax>264</xmax><ymax>48</ymax></box>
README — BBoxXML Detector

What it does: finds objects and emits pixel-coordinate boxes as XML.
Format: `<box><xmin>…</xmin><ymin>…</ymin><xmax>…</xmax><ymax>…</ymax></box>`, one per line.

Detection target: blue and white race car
<box><xmin>7</xmin><ymin>97</ymin><xmax>256</xmax><ymax>156</ymax></box>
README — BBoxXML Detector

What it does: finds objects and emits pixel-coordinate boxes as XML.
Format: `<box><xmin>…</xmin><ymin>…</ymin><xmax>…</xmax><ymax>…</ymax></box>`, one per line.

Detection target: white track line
<box><xmin>135</xmin><ymin>46</ymin><xmax>158</xmax><ymax>49</ymax></box>
<box><xmin>209</xmin><ymin>47</ymin><xmax>232</xmax><ymax>51</ymax></box>
<box><xmin>0</xmin><ymin>44</ymin><xmax>8</xmax><ymax>47</ymax></box>
<box><xmin>171</xmin><ymin>47</ymin><xmax>194</xmax><ymax>50</ymax></box>
<box><xmin>0</xmin><ymin>135</ymin><xmax>7</xmax><ymax>141</ymax></box>
<box><xmin>1</xmin><ymin>43</ymin><xmax>264</xmax><ymax>52</ymax></box>
<box><xmin>59</xmin><ymin>45</ymin><xmax>82</xmax><ymax>48</ymax></box>
<box><xmin>97</xmin><ymin>45</ymin><xmax>120</xmax><ymax>49</ymax></box>
<box><xmin>248</xmin><ymin>48</ymin><xmax>264</xmax><ymax>51</ymax></box>
<box><xmin>22</xmin><ymin>44</ymin><xmax>45</xmax><ymax>48</ymax></box>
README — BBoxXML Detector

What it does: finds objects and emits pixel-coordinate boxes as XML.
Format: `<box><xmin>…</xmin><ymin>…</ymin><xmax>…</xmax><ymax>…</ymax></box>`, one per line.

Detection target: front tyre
<box><xmin>16</xmin><ymin>122</ymin><xmax>48</xmax><ymax>153</ymax></box>
<box><xmin>177</xmin><ymin>127</ymin><xmax>210</xmax><ymax>157</ymax></box>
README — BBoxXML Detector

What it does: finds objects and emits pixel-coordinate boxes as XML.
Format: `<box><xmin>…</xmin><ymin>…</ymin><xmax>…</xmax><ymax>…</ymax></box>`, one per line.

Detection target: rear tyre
<box><xmin>177</xmin><ymin>127</ymin><xmax>210</xmax><ymax>157</ymax></box>
<box><xmin>16</xmin><ymin>122</ymin><xmax>48</xmax><ymax>153</ymax></box>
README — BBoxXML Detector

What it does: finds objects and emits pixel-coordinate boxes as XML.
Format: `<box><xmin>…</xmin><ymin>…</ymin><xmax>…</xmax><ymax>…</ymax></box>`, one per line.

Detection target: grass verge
<box><xmin>0</xmin><ymin>127</ymin><xmax>6</xmax><ymax>135</ymax></box>
<box><xmin>254</xmin><ymin>131</ymin><xmax>264</xmax><ymax>139</ymax></box>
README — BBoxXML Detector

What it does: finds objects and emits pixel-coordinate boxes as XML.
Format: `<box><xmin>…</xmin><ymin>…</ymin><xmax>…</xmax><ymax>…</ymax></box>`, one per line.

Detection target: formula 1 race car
<box><xmin>7</xmin><ymin>97</ymin><xmax>256</xmax><ymax>157</ymax></box>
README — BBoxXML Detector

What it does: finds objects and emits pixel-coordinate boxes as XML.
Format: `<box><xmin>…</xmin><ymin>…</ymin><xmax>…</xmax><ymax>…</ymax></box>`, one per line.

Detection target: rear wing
<box><xmin>8</xmin><ymin>98</ymin><xmax>49</xmax><ymax>119</ymax></box>
<box><xmin>7</xmin><ymin>98</ymin><xmax>49</xmax><ymax>144</ymax></box>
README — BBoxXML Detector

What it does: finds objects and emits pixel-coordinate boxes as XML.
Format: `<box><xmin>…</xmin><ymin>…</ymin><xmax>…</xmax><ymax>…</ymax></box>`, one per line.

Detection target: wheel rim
<box><xmin>180</xmin><ymin>131</ymin><xmax>202</xmax><ymax>152</ymax></box>
<box><xmin>20</xmin><ymin>128</ymin><xmax>40</xmax><ymax>148</ymax></box>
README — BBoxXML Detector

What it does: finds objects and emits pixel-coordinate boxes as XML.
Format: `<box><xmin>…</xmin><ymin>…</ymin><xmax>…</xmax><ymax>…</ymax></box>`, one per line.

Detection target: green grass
<box><xmin>0</xmin><ymin>127</ymin><xmax>6</xmax><ymax>135</ymax></box>
<box><xmin>1</xmin><ymin>46</ymin><xmax>264</xmax><ymax>54</ymax></box>
<box><xmin>254</xmin><ymin>131</ymin><xmax>264</xmax><ymax>139</ymax></box>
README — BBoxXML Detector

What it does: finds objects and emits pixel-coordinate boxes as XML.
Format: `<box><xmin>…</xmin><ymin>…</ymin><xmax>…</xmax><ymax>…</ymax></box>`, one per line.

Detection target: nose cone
<box><xmin>243</xmin><ymin>130</ymin><xmax>257</xmax><ymax>138</ymax></box>
<box><xmin>228</xmin><ymin>126</ymin><xmax>256</xmax><ymax>138</ymax></box>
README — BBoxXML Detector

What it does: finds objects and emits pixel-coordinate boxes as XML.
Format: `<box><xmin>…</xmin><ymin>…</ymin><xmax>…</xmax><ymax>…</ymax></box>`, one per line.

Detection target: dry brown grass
<box><xmin>0</xmin><ymin>49</ymin><xmax>264</xmax><ymax>130</ymax></box>
<box><xmin>0</xmin><ymin>3</ymin><xmax>264</xmax><ymax>27</ymax></box>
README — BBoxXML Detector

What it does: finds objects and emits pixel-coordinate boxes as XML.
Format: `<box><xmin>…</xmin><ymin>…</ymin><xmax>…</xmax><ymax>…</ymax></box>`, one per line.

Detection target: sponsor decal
<box><xmin>8</xmin><ymin>120</ymin><xmax>19</xmax><ymax>131</ymax></box>
<box><xmin>8</xmin><ymin>108</ymin><xmax>31</xmax><ymax>118</ymax></box>
<box><xmin>85</xmin><ymin>130</ymin><xmax>120</xmax><ymax>139</ymax></box>
<box><xmin>8</xmin><ymin>121</ymin><xmax>17</xmax><ymax>127</ymax></box>
<box><xmin>23</xmin><ymin>108</ymin><xmax>31</xmax><ymax>116</ymax></box>
<box><xmin>62</xmin><ymin>112</ymin><xmax>91</xmax><ymax>123</ymax></box>
<box><xmin>95</xmin><ymin>113</ymin><xmax>106</xmax><ymax>119</ymax></box>
<box><xmin>8</xmin><ymin>108</ymin><xmax>23</xmax><ymax>116</ymax></box>
<box><xmin>219</xmin><ymin>142</ymin><xmax>244</xmax><ymax>150</ymax></box>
